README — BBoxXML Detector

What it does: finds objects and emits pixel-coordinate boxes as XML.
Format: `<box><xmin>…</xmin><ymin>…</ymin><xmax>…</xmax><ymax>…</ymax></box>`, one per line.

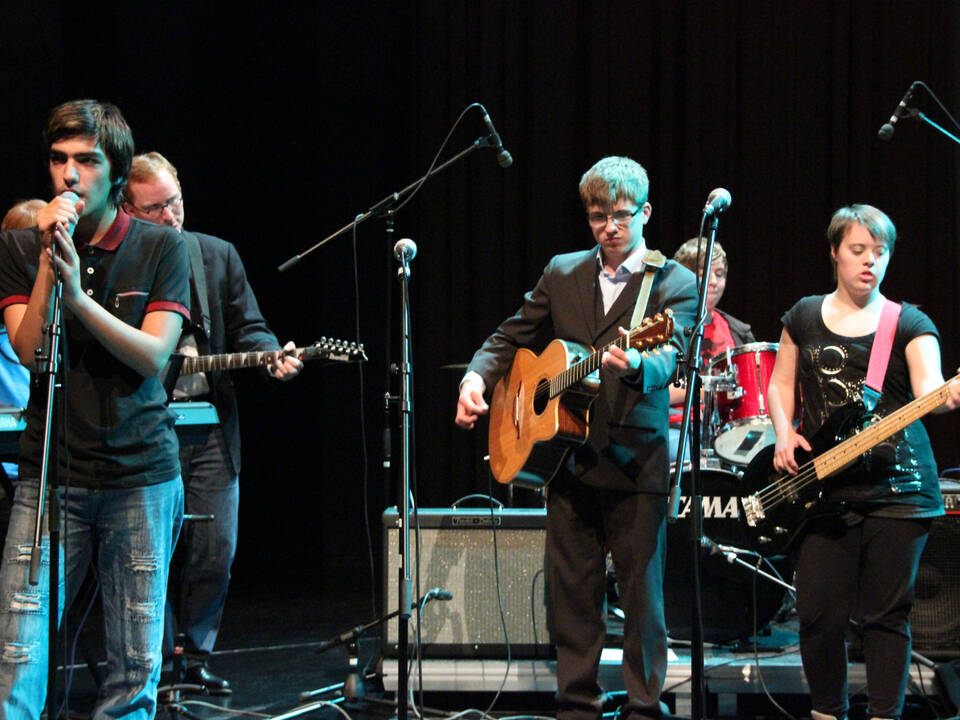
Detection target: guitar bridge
<box><xmin>741</xmin><ymin>494</ymin><xmax>764</xmax><ymax>526</ymax></box>
<box><xmin>513</xmin><ymin>382</ymin><xmax>522</xmax><ymax>439</ymax></box>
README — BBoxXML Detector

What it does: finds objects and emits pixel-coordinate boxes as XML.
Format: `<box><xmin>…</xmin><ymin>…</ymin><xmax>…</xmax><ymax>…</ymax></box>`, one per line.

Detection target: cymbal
<box><xmin>440</xmin><ymin>363</ymin><xmax>469</xmax><ymax>370</ymax></box>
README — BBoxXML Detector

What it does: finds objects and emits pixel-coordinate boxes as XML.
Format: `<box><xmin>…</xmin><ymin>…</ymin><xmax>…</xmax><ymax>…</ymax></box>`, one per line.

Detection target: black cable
<box><xmin>750</xmin><ymin>554</ymin><xmax>796</xmax><ymax>720</ymax></box>
<box><xmin>482</xmin><ymin>472</ymin><xmax>512</xmax><ymax>716</ymax></box>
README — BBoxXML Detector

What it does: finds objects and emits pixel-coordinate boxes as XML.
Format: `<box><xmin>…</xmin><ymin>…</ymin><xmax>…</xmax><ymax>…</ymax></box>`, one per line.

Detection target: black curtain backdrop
<box><xmin>2</xmin><ymin>2</ymin><xmax>959</xmax><ymax>602</ymax></box>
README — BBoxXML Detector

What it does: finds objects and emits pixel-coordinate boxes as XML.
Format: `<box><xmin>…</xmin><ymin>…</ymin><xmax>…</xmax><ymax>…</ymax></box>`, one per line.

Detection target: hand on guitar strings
<box><xmin>268</xmin><ymin>340</ymin><xmax>303</xmax><ymax>381</ymax></box>
<box><xmin>601</xmin><ymin>326</ymin><xmax>643</xmax><ymax>377</ymax></box>
<box><xmin>455</xmin><ymin>373</ymin><xmax>487</xmax><ymax>430</ymax></box>
<box><xmin>773</xmin><ymin>428</ymin><xmax>812</xmax><ymax>476</ymax></box>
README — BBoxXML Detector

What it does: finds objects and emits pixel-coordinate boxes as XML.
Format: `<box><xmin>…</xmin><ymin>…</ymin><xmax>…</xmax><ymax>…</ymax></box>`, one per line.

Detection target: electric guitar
<box><xmin>488</xmin><ymin>312</ymin><xmax>675</xmax><ymax>487</ymax></box>
<box><xmin>161</xmin><ymin>337</ymin><xmax>366</xmax><ymax>399</ymax></box>
<box><xmin>739</xmin><ymin>372</ymin><xmax>959</xmax><ymax>556</ymax></box>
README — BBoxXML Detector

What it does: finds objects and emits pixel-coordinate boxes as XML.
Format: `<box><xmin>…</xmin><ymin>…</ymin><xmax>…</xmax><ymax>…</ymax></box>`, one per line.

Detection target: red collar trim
<box><xmin>87</xmin><ymin>208</ymin><xmax>130</xmax><ymax>252</ymax></box>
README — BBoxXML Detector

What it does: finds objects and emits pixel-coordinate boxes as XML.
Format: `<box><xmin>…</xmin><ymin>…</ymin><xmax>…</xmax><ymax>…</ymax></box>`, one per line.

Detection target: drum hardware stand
<box><xmin>668</xmin><ymin>190</ymin><xmax>731</xmax><ymax>720</ymax></box>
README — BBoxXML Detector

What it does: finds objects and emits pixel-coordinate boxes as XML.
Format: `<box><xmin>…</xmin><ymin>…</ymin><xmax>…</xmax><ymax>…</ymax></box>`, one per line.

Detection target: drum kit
<box><xmin>665</xmin><ymin>342</ymin><xmax>794</xmax><ymax>645</ymax></box>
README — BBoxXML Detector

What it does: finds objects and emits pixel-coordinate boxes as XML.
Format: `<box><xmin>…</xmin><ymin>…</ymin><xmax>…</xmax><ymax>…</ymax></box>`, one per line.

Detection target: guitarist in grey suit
<box><xmin>123</xmin><ymin>152</ymin><xmax>302</xmax><ymax>695</ymax></box>
<box><xmin>456</xmin><ymin>157</ymin><xmax>697</xmax><ymax>720</ymax></box>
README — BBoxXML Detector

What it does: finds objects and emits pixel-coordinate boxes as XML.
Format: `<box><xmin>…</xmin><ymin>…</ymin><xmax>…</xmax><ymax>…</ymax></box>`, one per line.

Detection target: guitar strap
<box><xmin>629</xmin><ymin>249</ymin><xmax>667</xmax><ymax>330</ymax></box>
<box><xmin>863</xmin><ymin>299</ymin><xmax>902</xmax><ymax>412</ymax></box>
<box><xmin>182</xmin><ymin>231</ymin><xmax>212</xmax><ymax>347</ymax></box>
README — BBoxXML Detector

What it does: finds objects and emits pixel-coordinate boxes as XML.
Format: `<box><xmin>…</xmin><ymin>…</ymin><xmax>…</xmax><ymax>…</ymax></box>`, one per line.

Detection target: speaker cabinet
<box><xmin>382</xmin><ymin>507</ymin><xmax>553</xmax><ymax>658</ymax></box>
<box><xmin>913</xmin><ymin>481</ymin><xmax>960</xmax><ymax>657</ymax></box>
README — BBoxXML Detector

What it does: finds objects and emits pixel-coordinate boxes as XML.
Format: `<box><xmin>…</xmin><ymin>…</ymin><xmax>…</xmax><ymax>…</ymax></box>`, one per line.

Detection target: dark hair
<box><xmin>826</xmin><ymin>204</ymin><xmax>896</xmax><ymax>253</ymax></box>
<box><xmin>43</xmin><ymin>100</ymin><xmax>134</xmax><ymax>205</ymax></box>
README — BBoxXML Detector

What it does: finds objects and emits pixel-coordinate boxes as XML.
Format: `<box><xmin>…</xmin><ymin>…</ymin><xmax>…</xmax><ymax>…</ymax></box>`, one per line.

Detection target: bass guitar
<box><xmin>488</xmin><ymin>312</ymin><xmax>674</xmax><ymax>487</ymax></box>
<box><xmin>739</xmin><ymin>372</ymin><xmax>959</xmax><ymax>556</ymax></box>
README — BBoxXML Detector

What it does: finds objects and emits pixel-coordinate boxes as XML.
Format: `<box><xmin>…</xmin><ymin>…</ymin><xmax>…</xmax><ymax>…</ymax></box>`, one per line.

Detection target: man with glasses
<box><xmin>456</xmin><ymin>156</ymin><xmax>697</xmax><ymax>720</ymax></box>
<box><xmin>123</xmin><ymin>152</ymin><xmax>302</xmax><ymax>696</ymax></box>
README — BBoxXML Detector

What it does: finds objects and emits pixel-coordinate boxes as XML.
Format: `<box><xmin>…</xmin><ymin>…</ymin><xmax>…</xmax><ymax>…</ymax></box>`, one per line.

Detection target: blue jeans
<box><xmin>0</xmin><ymin>478</ymin><xmax>183</xmax><ymax>720</ymax></box>
<box><xmin>165</xmin><ymin>425</ymin><xmax>238</xmax><ymax>665</ymax></box>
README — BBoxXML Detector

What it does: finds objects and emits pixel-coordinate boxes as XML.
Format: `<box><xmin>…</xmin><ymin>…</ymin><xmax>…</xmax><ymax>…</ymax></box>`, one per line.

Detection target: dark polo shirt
<box><xmin>0</xmin><ymin>210</ymin><xmax>190</xmax><ymax>489</ymax></box>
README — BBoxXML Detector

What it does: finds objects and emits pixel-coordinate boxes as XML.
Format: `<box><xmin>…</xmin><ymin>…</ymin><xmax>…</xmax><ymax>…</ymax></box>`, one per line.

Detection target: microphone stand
<box><xmin>392</xmin><ymin>246</ymin><xmax>414</xmax><ymax>720</ymax></box>
<box><xmin>904</xmin><ymin>107</ymin><xmax>960</xmax><ymax>146</ymax></box>
<box><xmin>32</xmin><ymin>249</ymin><xmax>66</xmax><ymax>720</ymax></box>
<box><xmin>276</xmin><ymin>129</ymin><xmax>506</xmax><ymax>720</ymax></box>
<box><xmin>276</xmin><ymin>135</ymin><xmax>502</xmax><ymax>274</ymax></box>
<box><xmin>668</xmin><ymin>212</ymin><xmax>723</xmax><ymax>720</ymax></box>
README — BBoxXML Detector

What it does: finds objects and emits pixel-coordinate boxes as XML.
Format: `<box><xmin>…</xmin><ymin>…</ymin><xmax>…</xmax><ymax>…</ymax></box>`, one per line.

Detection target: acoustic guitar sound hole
<box><xmin>533</xmin><ymin>378</ymin><xmax>550</xmax><ymax>414</ymax></box>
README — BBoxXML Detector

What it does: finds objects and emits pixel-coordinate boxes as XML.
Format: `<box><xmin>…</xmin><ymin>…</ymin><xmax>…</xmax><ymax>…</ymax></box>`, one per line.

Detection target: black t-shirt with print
<box><xmin>782</xmin><ymin>295</ymin><xmax>943</xmax><ymax>518</ymax></box>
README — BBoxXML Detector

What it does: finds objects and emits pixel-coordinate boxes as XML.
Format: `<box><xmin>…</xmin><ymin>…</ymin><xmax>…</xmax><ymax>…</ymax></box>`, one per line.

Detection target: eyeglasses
<box><xmin>130</xmin><ymin>193</ymin><xmax>182</xmax><ymax>219</ymax></box>
<box><xmin>587</xmin><ymin>207</ymin><xmax>640</xmax><ymax>227</ymax></box>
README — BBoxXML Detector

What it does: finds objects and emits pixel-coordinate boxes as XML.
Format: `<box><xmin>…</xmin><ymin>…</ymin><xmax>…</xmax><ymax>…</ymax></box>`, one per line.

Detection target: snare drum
<box><xmin>706</xmin><ymin>342</ymin><xmax>779</xmax><ymax>467</ymax></box>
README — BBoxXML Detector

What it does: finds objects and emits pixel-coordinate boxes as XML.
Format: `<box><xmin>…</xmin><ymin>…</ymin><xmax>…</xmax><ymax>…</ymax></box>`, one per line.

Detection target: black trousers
<box><xmin>546</xmin><ymin>473</ymin><xmax>668</xmax><ymax>720</ymax></box>
<box><xmin>795</xmin><ymin>514</ymin><xmax>930</xmax><ymax>719</ymax></box>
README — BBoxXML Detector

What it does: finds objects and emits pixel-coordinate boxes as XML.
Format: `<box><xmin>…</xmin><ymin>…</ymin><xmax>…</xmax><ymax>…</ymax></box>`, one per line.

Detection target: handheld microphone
<box><xmin>481</xmin><ymin>110</ymin><xmax>514</xmax><ymax>168</ymax></box>
<box><xmin>878</xmin><ymin>81</ymin><xmax>920</xmax><ymax>141</ymax></box>
<box><xmin>393</xmin><ymin>238</ymin><xmax>417</xmax><ymax>262</ymax></box>
<box><xmin>702</xmin><ymin>188</ymin><xmax>732</xmax><ymax>215</ymax></box>
<box><xmin>59</xmin><ymin>190</ymin><xmax>80</xmax><ymax>236</ymax></box>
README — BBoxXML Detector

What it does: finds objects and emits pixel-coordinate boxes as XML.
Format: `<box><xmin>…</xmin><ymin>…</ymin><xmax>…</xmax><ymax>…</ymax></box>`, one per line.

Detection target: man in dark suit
<box><xmin>123</xmin><ymin>152</ymin><xmax>302</xmax><ymax>694</ymax></box>
<box><xmin>456</xmin><ymin>156</ymin><xmax>697</xmax><ymax>720</ymax></box>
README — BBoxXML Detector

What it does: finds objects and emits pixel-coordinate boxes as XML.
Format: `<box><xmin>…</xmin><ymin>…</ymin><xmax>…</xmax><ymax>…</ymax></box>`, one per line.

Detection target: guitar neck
<box><xmin>813</xmin><ymin>372</ymin><xmax>959</xmax><ymax>479</ymax></box>
<box><xmin>550</xmin><ymin>333</ymin><xmax>637</xmax><ymax>398</ymax></box>
<box><xmin>180</xmin><ymin>348</ymin><xmax>301</xmax><ymax>376</ymax></box>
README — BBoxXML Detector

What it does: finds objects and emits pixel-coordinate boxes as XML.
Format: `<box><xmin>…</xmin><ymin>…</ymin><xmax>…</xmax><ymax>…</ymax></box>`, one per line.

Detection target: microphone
<box><xmin>481</xmin><ymin>110</ymin><xmax>514</xmax><ymax>168</ymax></box>
<box><xmin>878</xmin><ymin>81</ymin><xmax>920</xmax><ymax>141</ymax></box>
<box><xmin>59</xmin><ymin>190</ymin><xmax>80</xmax><ymax>236</ymax></box>
<box><xmin>702</xmin><ymin>188</ymin><xmax>732</xmax><ymax>215</ymax></box>
<box><xmin>393</xmin><ymin>238</ymin><xmax>417</xmax><ymax>263</ymax></box>
<box><xmin>428</xmin><ymin>587</ymin><xmax>454</xmax><ymax>601</ymax></box>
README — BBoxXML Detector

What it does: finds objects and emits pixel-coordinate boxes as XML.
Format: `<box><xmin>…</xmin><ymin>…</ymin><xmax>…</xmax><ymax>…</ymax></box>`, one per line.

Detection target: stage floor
<box><xmin>59</xmin><ymin>583</ymin><xmax>955</xmax><ymax>720</ymax></box>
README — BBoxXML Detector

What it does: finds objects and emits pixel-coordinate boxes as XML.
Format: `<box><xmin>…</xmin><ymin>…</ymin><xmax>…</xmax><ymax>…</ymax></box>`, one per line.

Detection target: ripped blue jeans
<box><xmin>0</xmin><ymin>477</ymin><xmax>183</xmax><ymax>720</ymax></box>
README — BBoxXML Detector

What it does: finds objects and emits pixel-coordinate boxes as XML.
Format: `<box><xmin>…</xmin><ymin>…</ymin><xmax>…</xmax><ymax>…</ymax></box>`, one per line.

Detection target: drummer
<box><xmin>668</xmin><ymin>237</ymin><xmax>755</xmax><ymax>461</ymax></box>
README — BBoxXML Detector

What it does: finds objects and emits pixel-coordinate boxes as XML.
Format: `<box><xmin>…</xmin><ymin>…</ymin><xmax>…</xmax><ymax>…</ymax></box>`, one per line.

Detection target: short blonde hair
<box><xmin>578</xmin><ymin>156</ymin><xmax>649</xmax><ymax>208</ymax></box>
<box><xmin>673</xmin><ymin>237</ymin><xmax>727</xmax><ymax>273</ymax></box>
<box><xmin>1</xmin><ymin>199</ymin><xmax>46</xmax><ymax>232</ymax></box>
<box><xmin>123</xmin><ymin>151</ymin><xmax>181</xmax><ymax>202</ymax></box>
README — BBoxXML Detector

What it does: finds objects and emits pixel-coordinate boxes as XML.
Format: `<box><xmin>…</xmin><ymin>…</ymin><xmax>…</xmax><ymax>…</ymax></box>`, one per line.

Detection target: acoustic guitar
<box><xmin>488</xmin><ymin>312</ymin><xmax>674</xmax><ymax>487</ymax></box>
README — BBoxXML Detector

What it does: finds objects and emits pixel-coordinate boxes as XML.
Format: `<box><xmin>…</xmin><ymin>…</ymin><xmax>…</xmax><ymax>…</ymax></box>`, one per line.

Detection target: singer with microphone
<box><xmin>456</xmin><ymin>156</ymin><xmax>697</xmax><ymax>720</ymax></box>
<box><xmin>122</xmin><ymin>151</ymin><xmax>302</xmax><ymax>697</ymax></box>
<box><xmin>765</xmin><ymin>204</ymin><xmax>960</xmax><ymax>720</ymax></box>
<box><xmin>0</xmin><ymin>100</ymin><xmax>191</xmax><ymax>716</ymax></box>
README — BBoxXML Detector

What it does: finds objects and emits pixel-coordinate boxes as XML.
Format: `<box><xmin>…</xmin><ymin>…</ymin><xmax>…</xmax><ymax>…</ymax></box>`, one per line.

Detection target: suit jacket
<box><xmin>468</xmin><ymin>247</ymin><xmax>698</xmax><ymax>492</ymax></box>
<box><xmin>182</xmin><ymin>230</ymin><xmax>280</xmax><ymax>476</ymax></box>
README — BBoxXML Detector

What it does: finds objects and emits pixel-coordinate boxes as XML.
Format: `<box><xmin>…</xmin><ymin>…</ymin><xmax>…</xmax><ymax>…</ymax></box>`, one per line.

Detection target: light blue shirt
<box><xmin>0</xmin><ymin>331</ymin><xmax>29</xmax><ymax>479</ymax></box>
<box><xmin>597</xmin><ymin>243</ymin><xmax>647</xmax><ymax>314</ymax></box>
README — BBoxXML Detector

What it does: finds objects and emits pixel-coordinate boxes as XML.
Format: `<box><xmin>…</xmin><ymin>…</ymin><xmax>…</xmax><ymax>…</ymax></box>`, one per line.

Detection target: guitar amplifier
<box><xmin>912</xmin><ymin>480</ymin><xmax>960</xmax><ymax>657</ymax></box>
<box><xmin>382</xmin><ymin>507</ymin><xmax>553</xmax><ymax>658</ymax></box>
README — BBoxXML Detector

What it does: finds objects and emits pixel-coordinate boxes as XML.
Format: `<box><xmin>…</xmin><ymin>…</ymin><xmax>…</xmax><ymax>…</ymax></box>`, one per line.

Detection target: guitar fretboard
<box><xmin>813</xmin><ymin>374</ymin><xmax>958</xmax><ymax>479</ymax></box>
<box><xmin>181</xmin><ymin>349</ymin><xmax>289</xmax><ymax>375</ymax></box>
<box><xmin>179</xmin><ymin>338</ymin><xmax>366</xmax><ymax>376</ymax></box>
<box><xmin>547</xmin><ymin>316</ymin><xmax>673</xmax><ymax>398</ymax></box>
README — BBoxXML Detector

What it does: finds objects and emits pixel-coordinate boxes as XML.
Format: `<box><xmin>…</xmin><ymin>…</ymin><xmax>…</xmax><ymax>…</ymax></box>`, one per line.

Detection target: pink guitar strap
<box><xmin>863</xmin><ymin>299</ymin><xmax>902</xmax><ymax>412</ymax></box>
